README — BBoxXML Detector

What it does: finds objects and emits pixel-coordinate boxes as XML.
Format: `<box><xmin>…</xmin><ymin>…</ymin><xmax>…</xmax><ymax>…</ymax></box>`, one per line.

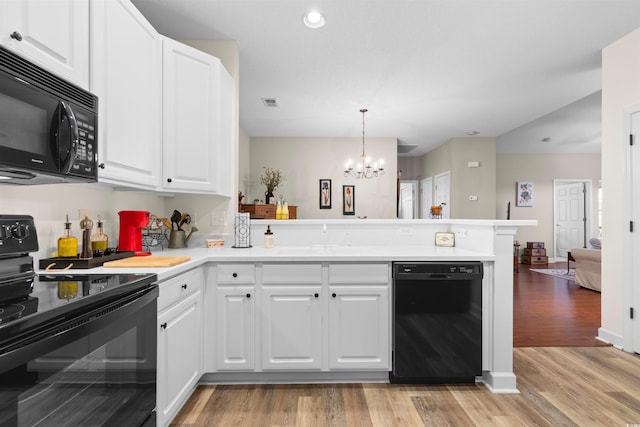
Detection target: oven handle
<box><xmin>0</xmin><ymin>285</ymin><xmax>158</xmax><ymax>375</ymax></box>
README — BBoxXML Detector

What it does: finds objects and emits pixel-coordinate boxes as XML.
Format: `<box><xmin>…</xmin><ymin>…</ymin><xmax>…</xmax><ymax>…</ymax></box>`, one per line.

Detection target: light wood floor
<box><xmin>171</xmin><ymin>347</ymin><xmax>640</xmax><ymax>426</ymax></box>
<box><xmin>171</xmin><ymin>264</ymin><xmax>639</xmax><ymax>426</ymax></box>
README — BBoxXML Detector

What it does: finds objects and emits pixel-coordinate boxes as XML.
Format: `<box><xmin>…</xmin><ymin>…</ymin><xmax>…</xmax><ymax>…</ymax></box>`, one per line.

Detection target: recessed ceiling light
<box><xmin>466</xmin><ymin>130</ymin><xmax>479</xmax><ymax>136</ymax></box>
<box><xmin>541</xmin><ymin>137</ymin><xmax>552</xmax><ymax>143</ymax></box>
<box><xmin>303</xmin><ymin>11</ymin><xmax>325</xmax><ymax>29</ymax></box>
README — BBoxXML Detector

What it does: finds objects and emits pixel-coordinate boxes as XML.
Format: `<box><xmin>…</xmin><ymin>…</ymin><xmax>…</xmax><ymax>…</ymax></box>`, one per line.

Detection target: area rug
<box><xmin>530</xmin><ymin>268</ymin><xmax>575</xmax><ymax>281</ymax></box>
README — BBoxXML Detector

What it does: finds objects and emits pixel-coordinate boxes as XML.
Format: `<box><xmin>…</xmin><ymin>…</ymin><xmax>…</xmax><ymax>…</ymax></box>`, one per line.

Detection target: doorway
<box><xmin>553</xmin><ymin>179</ymin><xmax>592</xmax><ymax>260</ymax></box>
<box><xmin>420</xmin><ymin>177</ymin><xmax>433</xmax><ymax>219</ymax></box>
<box><xmin>625</xmin><ymin>106</ymin><xmax>640</xmax><ymax>353</ymax></box>
<box><xmin>434</xmin><ymin>171</ymin><xmax>451</xmax><ymax>219</ymax></box>
<box><xmin>399</xmin><ymin>180</ymin><xmax>418</xmax><ymax>219</ymax></box>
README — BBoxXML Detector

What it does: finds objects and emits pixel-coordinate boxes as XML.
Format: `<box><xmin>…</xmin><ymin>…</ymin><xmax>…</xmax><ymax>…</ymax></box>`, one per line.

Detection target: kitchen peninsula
<box><xmin>39</xmin><ymin>218</ymin><xmax>534</xmax><ymax>426</ymax></box>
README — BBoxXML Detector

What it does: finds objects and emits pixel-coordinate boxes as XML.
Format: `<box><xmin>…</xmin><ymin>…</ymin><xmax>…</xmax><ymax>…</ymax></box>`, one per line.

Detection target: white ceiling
<box><xmin>132</xmin><ymin>0</ymin><xmax>640</xmax><ymax>157</ymax></box>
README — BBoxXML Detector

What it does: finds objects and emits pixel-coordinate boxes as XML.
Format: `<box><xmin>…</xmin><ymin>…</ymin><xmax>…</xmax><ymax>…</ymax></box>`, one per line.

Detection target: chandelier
<box><xmin>344</xmin><ymin>108</ymin><xmax>384</xmax><ymax>179</ymax></box>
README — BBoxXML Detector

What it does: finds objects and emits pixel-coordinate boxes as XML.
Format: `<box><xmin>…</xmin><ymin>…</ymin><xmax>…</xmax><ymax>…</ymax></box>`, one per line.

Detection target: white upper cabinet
<box><xmin>0</xmin><ymin>0</ymin><xmax>89</xmax><ymax>88</ymax></box>
<box><xmin>162</xmin><ymin>37</ymin><xmax>231</xmax><ymax>195</ymax></box>
<box><xmin>91</xmin><ymin>0</ymin><xmax>162</xmax><ymax>190</ymax></box>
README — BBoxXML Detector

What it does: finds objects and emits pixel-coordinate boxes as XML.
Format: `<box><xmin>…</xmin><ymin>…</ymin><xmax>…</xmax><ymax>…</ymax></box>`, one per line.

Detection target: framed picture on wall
<box><xmin>319</xmin><ymin>179</ymin><xmax>331</xmax><ymax>209</ymax></box>
<box><xmin>517</xmin><ymin>181</ymin><xmax>534</xmax><ymax>207</ymax></box>
<box><xmin>343</xmin><ymin>185</ymin><xmax>355</xmax><ymax>215</ymax></box>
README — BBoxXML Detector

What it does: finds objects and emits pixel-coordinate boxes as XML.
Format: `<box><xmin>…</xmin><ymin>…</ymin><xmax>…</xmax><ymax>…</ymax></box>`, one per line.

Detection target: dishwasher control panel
<box><xmin>393</xmin><ymin>262</ymin><xmax>483</xmax><ymax>277</ymax></box>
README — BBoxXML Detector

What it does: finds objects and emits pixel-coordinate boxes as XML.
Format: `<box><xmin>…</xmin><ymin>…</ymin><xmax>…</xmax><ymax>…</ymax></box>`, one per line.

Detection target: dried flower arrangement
<box><xmin>259</xmin><ymin>167</ymin><xmax>285</xmax><ymax>192</ymax></box>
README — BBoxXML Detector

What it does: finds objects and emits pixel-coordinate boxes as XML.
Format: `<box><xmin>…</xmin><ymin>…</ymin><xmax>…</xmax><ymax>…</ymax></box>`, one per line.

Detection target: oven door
<box><xmin>0</xmin><ymin>286</ymin><xmax>158</xmax><ymax>427</ymax></box>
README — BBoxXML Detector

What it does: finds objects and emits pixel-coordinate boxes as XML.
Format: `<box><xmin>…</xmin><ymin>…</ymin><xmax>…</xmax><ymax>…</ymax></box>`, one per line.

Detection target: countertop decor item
<box><xmin>233</xmin><ymin>212</ymin><xmax>252</xmax><ymax>248</ymax></box>
<box><xmin>344</xmin><ymin>108</ymin><xmax>384</xmax><ymax>179</ymax></box>
<box><xmin>259</xmin><ymin>167</ymin><xmax>284</xmax><ymax>204</ymax></box>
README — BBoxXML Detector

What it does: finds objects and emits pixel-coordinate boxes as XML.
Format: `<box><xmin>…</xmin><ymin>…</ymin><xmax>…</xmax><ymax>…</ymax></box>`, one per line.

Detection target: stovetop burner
<box><xmin>0</xmin><ymin>297</ymin><xmax>38</xmax><ymax>325</ymax></box>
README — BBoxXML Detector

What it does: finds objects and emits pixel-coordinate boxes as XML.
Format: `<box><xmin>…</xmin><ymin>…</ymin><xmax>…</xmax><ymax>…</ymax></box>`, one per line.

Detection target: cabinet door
<box><xmin>261</xmin><ymin>287</ymin><xmax>322</xmax><ymax>370</ymax></box>
<box><xmin>91</xmin><ymin>0</ymin><xmax>162</xmax><ymax>190</ymax></box>
<box><xmin>328</xmin><ymin>286</ymin><xmax>390</xmax><ymax>370</ymax></box>
<box><xmin>0</xmin><ymin>0</ymin><xmax>89</xmax><ymax>88</ymax></box>
<box><xmin>157</xmin><ymin>290</ymin><xmax>202</xmax><ymax>427</ymax></box>
<box><xmin>216</xmin><ymin>287</ymin><xmax>255</xmax><ymax>370</ymax></box>
<box><xmin>162</xmin><ymin>37</ymin><xmax>221</xmax><ymax>194</ymax></box>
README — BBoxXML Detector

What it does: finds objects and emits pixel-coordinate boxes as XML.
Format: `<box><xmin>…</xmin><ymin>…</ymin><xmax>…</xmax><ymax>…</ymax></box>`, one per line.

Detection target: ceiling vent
<box><xmin>261</xmin><ymin>98</ymin><xmax>279</xmax><ymax>108</ymax></box>
<box><xmin>397</xmin><ymin>144</ymin><xmax>418</xmax><ymax>154</ymax></box>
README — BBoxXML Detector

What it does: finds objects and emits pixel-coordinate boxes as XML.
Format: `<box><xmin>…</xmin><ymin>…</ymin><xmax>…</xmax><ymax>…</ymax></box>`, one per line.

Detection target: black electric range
<box><xmin>0</xmin><ymin>215</ymin><xmax>159</xmax><ymax>427</ymax></box>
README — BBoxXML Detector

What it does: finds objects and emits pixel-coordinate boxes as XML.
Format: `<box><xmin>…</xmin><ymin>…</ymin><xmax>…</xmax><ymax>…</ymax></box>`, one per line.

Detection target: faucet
<box><xmin>322</xmin><ymin>224</ymin><xmax>328</xmax><ymax>246</ymax></box>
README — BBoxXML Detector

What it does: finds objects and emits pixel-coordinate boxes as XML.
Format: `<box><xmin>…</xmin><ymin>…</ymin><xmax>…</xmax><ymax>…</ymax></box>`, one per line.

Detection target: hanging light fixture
<box><xmin>344</xmin><ymin>108</ymin><xmax>384</xmax><ymax>179</ymax></box>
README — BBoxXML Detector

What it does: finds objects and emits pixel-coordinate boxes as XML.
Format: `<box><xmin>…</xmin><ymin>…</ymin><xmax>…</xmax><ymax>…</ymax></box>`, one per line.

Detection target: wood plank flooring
<box><xmin>171</xmin><ymin>262</ymin><xmax>635</xmax><ymax>426</ymax></box>
<box><xmin>171</xmin><ymin>347</ymin><xmax>640</xmax><ymax>426</ymax></box>
<box><xmin>514</xmin><ymin>262</ymin><xmax>605</xmax><ymax>347</ymax></box>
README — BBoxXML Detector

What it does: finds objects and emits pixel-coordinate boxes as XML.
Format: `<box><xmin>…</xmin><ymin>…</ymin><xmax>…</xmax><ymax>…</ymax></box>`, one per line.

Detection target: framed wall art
<box><xmin>342</xmin><ymin>185</ymin><xmax>355</xmax><ymax>215</ymax></box>
<box><xmin>517</xmin><ymin>182</ymin><xmax>534</xmax><ymax>207</ymax></box>
<box><xmin>319</xmin><ymin>179</ymin><xmax>331</xmax><ymax>209</ymax></box>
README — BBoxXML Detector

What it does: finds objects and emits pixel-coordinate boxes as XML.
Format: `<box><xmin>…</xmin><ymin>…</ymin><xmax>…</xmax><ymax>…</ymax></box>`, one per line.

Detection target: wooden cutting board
<box><xmin>103</xmin><ymin>256</ymin><xmax>191</xmax><ymax>268</ymax></box>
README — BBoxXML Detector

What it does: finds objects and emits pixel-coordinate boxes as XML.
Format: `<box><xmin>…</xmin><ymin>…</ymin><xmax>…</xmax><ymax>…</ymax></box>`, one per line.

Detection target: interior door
<box><xmin>420</xmin><ymin>177</ymin><xmax>433</xmax><ymax>219</ymax></box>
<box><xmin>555</xmin><ymin>181</ymin><xmax>586</xmax><ymax>259</ymax></box>
<box><xmin>630</xmin><ymin>110</ymin><xmax>640</xmax><ymax>353</ymax></box>
<box><xmin>399</xmin><ymin>181</ymin><xmax>417</xmax><ymax>219</ymax></box>
<box><xmin>434</xmin><ymin>171</ymin><xmax>451</xmax><ymax>219</ymax></box>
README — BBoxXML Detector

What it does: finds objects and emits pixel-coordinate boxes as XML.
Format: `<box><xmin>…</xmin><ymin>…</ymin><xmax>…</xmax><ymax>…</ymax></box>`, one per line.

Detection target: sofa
<box><xmin>571</xmin><ymin>247</ymin><xmax>601</xmax><ymax>292</ymax></box>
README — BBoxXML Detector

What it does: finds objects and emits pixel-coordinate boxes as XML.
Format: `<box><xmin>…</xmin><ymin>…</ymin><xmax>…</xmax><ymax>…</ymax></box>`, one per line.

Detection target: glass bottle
<box><xmin>91</xmin><ymin>216</ymin><xmax>109</xmax><ymax>253</ymax></box>
<box><xmin>276</xmin><ymin>200</ymin><xmax>283</xmax><ymax>220</ymax></box>
<box><xmin>264</xmin><ymin>225</ymin><xmax>274</xmax><ymax>248</ymax></box>
<box><xmin>283</xmin><ymin>201</ymin><xmax>289</xmax><ymax>220</ymax></box>
<box><xmin>57</xmin><ymin>214</ymin><xmax>78</xmax><ymax>258</ymax></box>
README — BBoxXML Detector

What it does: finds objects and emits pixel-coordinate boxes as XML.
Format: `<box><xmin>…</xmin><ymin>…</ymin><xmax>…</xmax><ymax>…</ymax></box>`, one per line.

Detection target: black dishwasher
<box><xmin>391</xmin><ymin>262</ymin><xmax>483</xmax><ymax>383</ymax></box>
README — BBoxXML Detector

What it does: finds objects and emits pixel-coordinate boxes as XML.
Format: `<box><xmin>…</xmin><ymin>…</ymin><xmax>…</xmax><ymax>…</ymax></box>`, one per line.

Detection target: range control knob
<box><xmin>10</xmin><ymin>223</ymin><xmax>30</xmax><ymax>240</ymax></box>
<box><xmin>0</xmin><ymin>225</ymin><xmax>10</xmax><ymax>240</ymax></box>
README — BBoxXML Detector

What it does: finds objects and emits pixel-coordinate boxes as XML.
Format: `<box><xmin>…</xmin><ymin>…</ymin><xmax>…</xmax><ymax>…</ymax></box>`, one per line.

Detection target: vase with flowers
<box><xmin>259</xmin><ymin>167</ymin><xmax>284</xmax><ymax>204</ymax></box>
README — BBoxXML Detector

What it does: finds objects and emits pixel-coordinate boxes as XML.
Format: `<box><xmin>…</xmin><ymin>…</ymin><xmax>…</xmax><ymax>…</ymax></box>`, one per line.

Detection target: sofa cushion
<box><xmin>571</xmin><ymin>248</ymin><xmax>601</xmax><ymax>292</ymax></box>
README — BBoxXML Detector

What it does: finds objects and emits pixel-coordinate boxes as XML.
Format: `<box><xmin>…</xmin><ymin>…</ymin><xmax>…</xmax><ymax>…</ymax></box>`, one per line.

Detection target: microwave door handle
<box><xmin>59</xmin><ymin>101</ymin><xmax>79</xmax><ymax>174</ymax></box>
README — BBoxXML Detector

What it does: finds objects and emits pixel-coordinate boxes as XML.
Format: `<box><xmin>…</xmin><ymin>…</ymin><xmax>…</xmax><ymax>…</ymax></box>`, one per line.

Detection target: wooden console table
<box><xmin>240</xmin><ymin>204</ymin><xmax>297</xmax><ymax>220</ymax></box>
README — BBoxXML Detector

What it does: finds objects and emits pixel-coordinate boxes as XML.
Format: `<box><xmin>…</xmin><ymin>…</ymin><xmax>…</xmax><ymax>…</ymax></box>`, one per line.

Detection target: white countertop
<box><xmin>37</xmin><ymin>245</ymin><xmax>495</xmax><ymax>282</ymax></box>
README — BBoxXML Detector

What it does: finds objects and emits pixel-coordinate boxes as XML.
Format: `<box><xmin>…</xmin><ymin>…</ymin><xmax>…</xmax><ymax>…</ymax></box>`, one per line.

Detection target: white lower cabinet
<box><xmin>157</xmin><ymin>268</ymin><xmax>203</xmax><ymax>427</ymax></box>
<box><xmin>328</xmin><ymin>286</ymin><xmax>389</xmax><ymax>369</ymax></box>
<box><xmin>216</xmin><ymin>286</ymin><xmax>255</xmax><ymax>370</ymax></box>
<box><xmin>261</xmin><ymin>286</ymin><xmax>322</xmax><ymax>370</ymax></box>
<box><xmin>206</xmin><ymin>262</ymin><xmax>390</xmax><ymax>379</ymax></box>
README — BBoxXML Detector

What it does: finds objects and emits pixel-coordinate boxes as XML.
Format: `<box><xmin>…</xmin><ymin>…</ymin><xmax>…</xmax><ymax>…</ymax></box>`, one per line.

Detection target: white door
<box><xmin>216</xmin><ymin>287</ymin><xmax>255</xmax><ymax>370</ymax></box>
<box><xmin>554</xmin><ymin>181</ymin><xmax>587</xmax><ymax>259</ymax></box>
<box><xmin>434</xmin><ymin>171</ymin><xmax>451</xmax><ymax>219</ymax></box>
<box><xmin>157</xmin><ymin>291</ymin><xmax>201</xmax><ymax>427</ymax></box>
<box><xmin>0</xmin><ymin>0</ymin><xmax>89</xmax><ymax>88</ymax></box>
<box><xmin>399</xmin><ymin>181</ymin><xmax>418</xmax><ymax>219</ymax></box>
<box><xmin>420</xmin><ymin>177</ymin><xmax>433</xmax><ymax>219</ymax></box>
<box><xmin>328</xmin><ymin>286</ymin><xmax>389</xmax><ymax>370</ymax></box>
<box><xmin>261</xmin><ymin>287</ymin><xmax>322</xmax><ymax>370</ymax></box>
<box><xmin>630</xmin><ymin>110</ymin><xmax>640</xmax><ymax>353</ymax></box>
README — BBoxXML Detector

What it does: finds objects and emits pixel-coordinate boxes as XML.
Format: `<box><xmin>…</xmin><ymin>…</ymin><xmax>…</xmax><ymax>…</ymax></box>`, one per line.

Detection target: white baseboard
<box><xmin>597</xmin><ymin>327</ymin><xmax>624</xmax><ymax>350</ymax></box>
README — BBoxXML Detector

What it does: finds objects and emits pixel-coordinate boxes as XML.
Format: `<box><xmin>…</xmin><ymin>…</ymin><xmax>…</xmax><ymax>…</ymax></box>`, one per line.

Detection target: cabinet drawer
<box><xmin>158</xmin><ymin>268</ymin><xmax>203</xmax><ymax>311</ymax></box>
<box><xmin>329</xmin><ymin>263</ymin><xmax>390</xmax><ymax>285</ymax></box>
<box><xmin>262</xmin><ymin>264</ymin><xmax>322</xmax><ymax>284</ymax></box>
<box><xmin>217</xmin><ymin>264</ymin><xmax>256</xmax><ymax>284</ymax></box>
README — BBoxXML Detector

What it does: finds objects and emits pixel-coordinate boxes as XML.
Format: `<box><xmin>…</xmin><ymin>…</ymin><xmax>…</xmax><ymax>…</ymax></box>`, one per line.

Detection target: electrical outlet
<box><xmin>455</xmin><ymin>229</ymin><xmax>468</xmax><ymax>239</ymax></box>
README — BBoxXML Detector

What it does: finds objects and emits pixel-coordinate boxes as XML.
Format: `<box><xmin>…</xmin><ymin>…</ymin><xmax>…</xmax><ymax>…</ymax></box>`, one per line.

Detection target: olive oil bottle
<box><xmin>91</xmin><ymin>216</ymin><xmax>109</xmax><ymax>253</ymax></box>
<box><xmin>57</xmin><ymin>214</ymin><xmax>78</xmax><ymax>258</ymax></box>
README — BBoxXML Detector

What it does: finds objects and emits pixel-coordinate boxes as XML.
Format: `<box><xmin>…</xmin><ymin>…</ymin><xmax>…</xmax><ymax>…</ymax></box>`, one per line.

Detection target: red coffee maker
<box><xmin>118</xmin><ymin>210</ymin><xmax>150</xmax><ymax>255</ymax></box>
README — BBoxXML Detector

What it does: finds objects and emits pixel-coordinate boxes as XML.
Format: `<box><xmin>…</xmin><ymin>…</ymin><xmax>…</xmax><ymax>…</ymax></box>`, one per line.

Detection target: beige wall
<box><xmin>413</xmin><ymin>137</ymin><xmax>497</xmax><ymax>219</ymax></box>
<box><xmin>249</xmin><ymin>137</ymin><xmax>398</xmax><ymax>219</ymax></box>
<box><xmin>497</xmin><ymin>154</ymin><xmax>601</xmax><ymax>258</ymax></box>
<box><xmin>601</xmin><ymin>27</ymin><xmax>640</xmax><ymax>340</ymax></box>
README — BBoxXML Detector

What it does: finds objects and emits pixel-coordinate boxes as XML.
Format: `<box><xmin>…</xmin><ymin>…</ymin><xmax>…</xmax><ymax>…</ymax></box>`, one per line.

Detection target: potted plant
<box><xmin>259</xmin><ymin>167</ymin><xmax>284</xmax><ymax>204</ymax></box>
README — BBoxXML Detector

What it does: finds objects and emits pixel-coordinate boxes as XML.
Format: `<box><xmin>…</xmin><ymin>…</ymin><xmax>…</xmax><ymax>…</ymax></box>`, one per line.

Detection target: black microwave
<box><xmin>0</xmin><ymin>46</ymin><xmax>98</xmax><ymax>185</ymax></box>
